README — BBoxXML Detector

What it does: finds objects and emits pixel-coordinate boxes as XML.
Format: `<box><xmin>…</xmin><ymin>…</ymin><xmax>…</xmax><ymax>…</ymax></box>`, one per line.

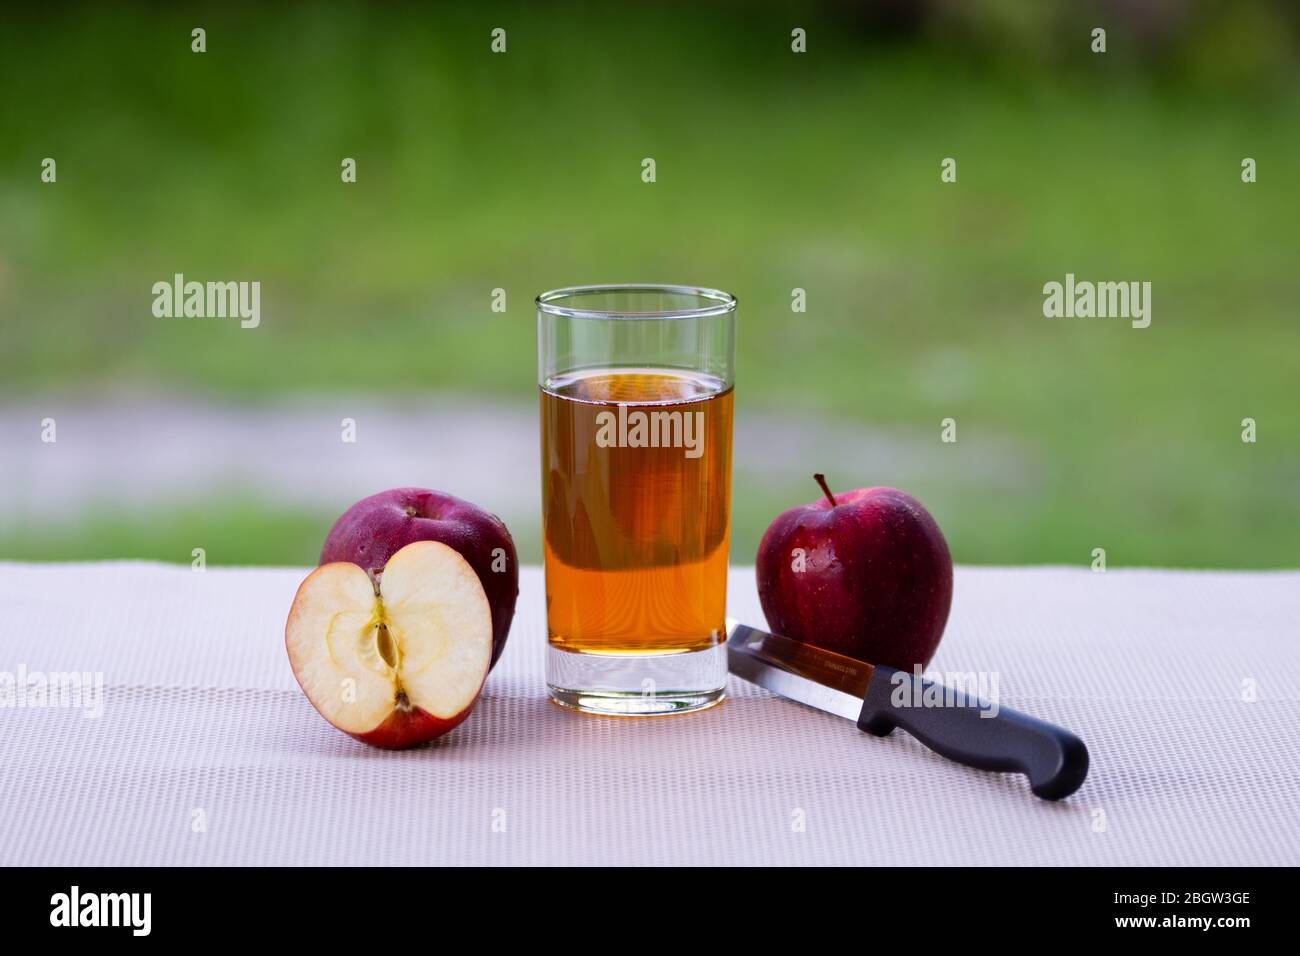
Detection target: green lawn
<box><xmin>1</xmin><ymin>3</ymin><xmax>1297</xmax><ymax>567</ymax></box>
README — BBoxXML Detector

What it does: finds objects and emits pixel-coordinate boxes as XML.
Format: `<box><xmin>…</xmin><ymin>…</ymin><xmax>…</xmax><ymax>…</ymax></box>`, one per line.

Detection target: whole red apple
<box><xmin>756</xmin><ymin>476</ymin><xmax>953</xmax><ymax>670</ymax></box>
<box><xmin>320</xmin><ymin>487</ymin><xmax>518</xmax><ymax>668</ymax></box>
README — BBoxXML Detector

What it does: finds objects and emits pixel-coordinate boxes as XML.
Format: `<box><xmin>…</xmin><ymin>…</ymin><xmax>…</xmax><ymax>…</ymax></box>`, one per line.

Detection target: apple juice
<box><xmin>541</xmin><ymin>367</ymin><xmax>733</xmax><ymax>654</ymax></box>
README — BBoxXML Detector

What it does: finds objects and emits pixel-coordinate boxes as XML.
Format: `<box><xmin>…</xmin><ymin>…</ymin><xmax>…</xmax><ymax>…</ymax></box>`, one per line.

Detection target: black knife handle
<box><xmin>857</xmin><ymin>666</ymin><xmax>1089</xmax><ymax>800</ymax></box>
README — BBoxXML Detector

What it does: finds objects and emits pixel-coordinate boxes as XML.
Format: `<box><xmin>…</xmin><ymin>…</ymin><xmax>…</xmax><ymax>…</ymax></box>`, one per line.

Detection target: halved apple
<box><xmin>285</xmin><ymin>540</ymin><xmax>492</xmax><ymax>749</ymax></box>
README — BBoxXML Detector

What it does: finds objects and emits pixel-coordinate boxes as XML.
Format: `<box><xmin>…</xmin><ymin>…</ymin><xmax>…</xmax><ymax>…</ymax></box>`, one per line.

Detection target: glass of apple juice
<box><xmin>537</xmin><ymin>285</ymin><xmax>736</xmax><ymax>716</ymax></box>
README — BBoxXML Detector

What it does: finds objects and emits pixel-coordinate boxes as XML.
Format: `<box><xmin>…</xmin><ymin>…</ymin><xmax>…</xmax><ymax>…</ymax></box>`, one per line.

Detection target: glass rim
<box><xmin>536</xmin><ymin>284</ymin><xmax>737</xmax><ymax>320</ymax></box>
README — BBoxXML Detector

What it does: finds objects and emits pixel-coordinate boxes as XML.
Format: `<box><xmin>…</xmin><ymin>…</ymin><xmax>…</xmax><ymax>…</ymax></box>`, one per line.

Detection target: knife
<box><xmin>726</xmin><ymin>620</ymin><xmax>1089</xmax><ymax>800</ymax></box>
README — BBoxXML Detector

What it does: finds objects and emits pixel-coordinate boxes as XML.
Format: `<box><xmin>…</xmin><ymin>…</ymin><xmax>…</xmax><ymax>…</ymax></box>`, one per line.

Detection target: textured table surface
<box><xmin>1</xmin><ymin>561</ymin><xmax>1296</xmax><ymax>866</ymax></box>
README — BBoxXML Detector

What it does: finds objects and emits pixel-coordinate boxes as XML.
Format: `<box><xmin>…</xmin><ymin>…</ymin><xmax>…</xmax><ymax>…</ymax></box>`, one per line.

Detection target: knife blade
<box><xmin>726</xmin><ymin>619</ymin><xmax>1090</xmax><ymax>801</ymax></box>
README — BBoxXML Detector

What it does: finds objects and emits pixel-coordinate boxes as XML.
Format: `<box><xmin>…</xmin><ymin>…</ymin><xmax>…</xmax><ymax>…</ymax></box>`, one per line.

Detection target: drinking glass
<box><xmin>537</xmin><ymin>285</ymin><xmax>736</xmax><ymax>715</ymax></box>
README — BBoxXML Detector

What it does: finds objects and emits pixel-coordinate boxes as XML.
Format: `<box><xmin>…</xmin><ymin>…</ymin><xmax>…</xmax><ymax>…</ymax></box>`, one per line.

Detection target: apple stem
<box><xmin>813</xmin><ymin>473</ymin><xmax>838</xmax><ymax>508</ymax></box>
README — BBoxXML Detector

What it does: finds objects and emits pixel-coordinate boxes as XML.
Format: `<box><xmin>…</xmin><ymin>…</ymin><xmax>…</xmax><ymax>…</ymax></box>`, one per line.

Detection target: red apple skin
<box><xmin>756</xmin><ymin>486</ymin><xmax>953</xmax><ymax>671</ymax></box>
<box><xmin>353</xmin><ymin>698</ymin><xmax>479</xmax><ymax>750</ymax></box>
<box><xmin>319</xmin><ymin>488</ymin><xmax>518</xmax><ymax>669</ymax></box>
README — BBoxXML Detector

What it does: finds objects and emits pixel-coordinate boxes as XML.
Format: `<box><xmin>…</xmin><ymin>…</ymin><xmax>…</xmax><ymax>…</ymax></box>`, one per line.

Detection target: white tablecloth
<box><xmin>0</xmin><ymin>562</ymin><xmax>1295</xmax><ymax>866</ymax></box>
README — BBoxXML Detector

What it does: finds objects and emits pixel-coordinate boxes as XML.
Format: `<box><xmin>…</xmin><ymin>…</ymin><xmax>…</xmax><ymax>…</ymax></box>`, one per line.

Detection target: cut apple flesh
<box><xmin>286</xmin><ymin>540</ymin><xmax>493</xmax><ymax>745</ymax></box>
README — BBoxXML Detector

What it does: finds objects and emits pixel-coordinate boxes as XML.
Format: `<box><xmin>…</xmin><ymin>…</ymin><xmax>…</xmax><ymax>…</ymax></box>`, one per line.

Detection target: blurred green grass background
<box><xmin>1</xmin><ymin>1</ymin><xmax>1298</xmax><ymax>567</ymax></box>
